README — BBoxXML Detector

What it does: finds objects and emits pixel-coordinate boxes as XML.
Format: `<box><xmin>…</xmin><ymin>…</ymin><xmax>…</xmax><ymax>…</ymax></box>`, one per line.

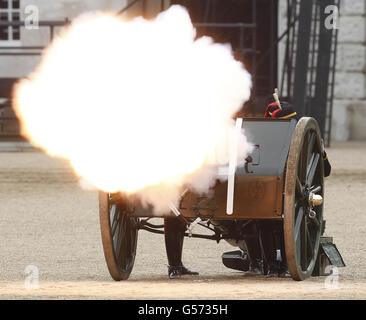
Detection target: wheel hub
<box><xmin>308</xmin><ymin>192</ymin><xmax>323</xmax><ymax>207</ymax></box>
<box><xmin>301</xmin><ymin>185</ymin><xmax>323</xmax><ymax>219</ymax></box>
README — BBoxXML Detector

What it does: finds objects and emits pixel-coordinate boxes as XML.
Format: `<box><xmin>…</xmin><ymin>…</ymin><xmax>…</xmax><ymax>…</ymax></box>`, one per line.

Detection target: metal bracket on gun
<box><xmin>187</xmin><ymin>217</ymin><xmax>202</xmax><ymax>237</ymax></box>
<box><xmin>169</xmin><ymin>202</ymin><xmax>201</xmax><ymax>238</ymax></box>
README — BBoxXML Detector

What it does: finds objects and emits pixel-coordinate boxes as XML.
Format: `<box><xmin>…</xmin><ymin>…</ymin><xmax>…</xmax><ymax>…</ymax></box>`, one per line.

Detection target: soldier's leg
<box><xmin>259</xmin><ymin>220</ymin><xmax>280</xmax><ymax>277</ymax></box>
<box><xmin>274</xmin><ymin>221</ymin><xmax>291</xmax><ymax>278</ymax></box>
<box><xmin>164</xmin><ymin>217</ymin><xmax>183</xmax><ymax>268</ymax></box>
<box><xmin>259</xmin><ymin>220</ymin><xmax>291</xmax><ymax>278</ymax></box>
<box><xmin>243</xmin><ymin>222</ymin><xmax>264</xmax><ymax>274</ymax></box>
<box><xmin>164</xmin><ymin>217</ymin><xmax>199</xmax><ymax>279</ymax></box>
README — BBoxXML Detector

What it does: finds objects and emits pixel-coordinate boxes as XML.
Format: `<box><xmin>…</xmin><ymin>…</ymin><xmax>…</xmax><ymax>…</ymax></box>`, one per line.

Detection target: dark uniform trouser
<box><xmin>243</xmin><ymin>222</ymin><xmax>262</xmax><ymax>269</ymax></box>
<box><xmin>242</xmin><ymin>220</ymin><xmax>287</xmax><ymax>273</ymax></box>
<box><xmin>259</xmin><ymin>220</ymin><xmax>287</xmax><ymax>272</ymax></box>
<box><xmin>164</xmin><ymin>217</ymin><xmax>186</xmax><ymax>267</ymax></box>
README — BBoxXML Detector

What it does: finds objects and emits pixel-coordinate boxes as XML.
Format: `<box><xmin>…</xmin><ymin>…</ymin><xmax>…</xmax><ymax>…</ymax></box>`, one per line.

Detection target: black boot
<box><xmin>259</xmin><ymin>221</ymin><xmax>280</xmax><ymax>277</ymax></box>
<box><xmin>272</xmin><ymin>221</ymin><xmax>292</xmax><ymax>278</ymax></box>
<box><xmin>181</xmin><ymin>264</ymin><xmax>199</xmax><ymax>275</ymax></box>
<box><xmin>279</xmin><ymin>268</ymin><xmax>291</xmax><ymax>278</ymax></box>
<box><xmin>244</xmin><ymin>223</ymin><xmax>264</xmax><ymax>275</ymax></box>
<box><xmin>168</xmin><ymin>265</ymin><xmax>182</xmax><ymax>279</ymax></box>
<box><xmin>246</xmin><ymin>241</ymin><xmax>263</xmax><ymax>275</ymax></box>
<box><xmin>277</xmin><ymin>229</ymin><xmax>291</xmax><ymax>278</ymax></box>
<box><xmin>164</xmin><ymin>218</ymin><xmax>198</xmax><ymax>279</ymax></box>
<box><xmin>167</xmin><ymin>265</ymin><xmax>199</xmax><ymax>279</ymax></box>
<box><xmin>177</xmin><ymin>225</ymin><xmax>198</xmax><ymax>275</ymax></box>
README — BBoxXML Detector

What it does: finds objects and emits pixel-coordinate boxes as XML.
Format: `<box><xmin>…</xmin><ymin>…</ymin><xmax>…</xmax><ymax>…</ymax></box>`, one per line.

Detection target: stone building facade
<box><xmin>333</xmin><ymin>0</ymin><xmax>366</xmax><ymax>141</ymax></box>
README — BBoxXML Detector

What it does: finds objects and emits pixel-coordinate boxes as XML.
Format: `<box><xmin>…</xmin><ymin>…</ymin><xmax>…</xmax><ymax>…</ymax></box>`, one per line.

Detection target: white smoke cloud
<box><xmin>13</xmin><ymin>5</ymin><xmax>253</xmax><ymax>214</ymax></box>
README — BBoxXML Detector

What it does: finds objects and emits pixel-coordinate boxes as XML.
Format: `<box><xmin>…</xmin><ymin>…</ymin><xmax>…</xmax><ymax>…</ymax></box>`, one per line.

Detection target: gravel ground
<box><xmin>0</xmin><ymin>142</ymin><xmax>365</xmax><ymax>299</ymax></box>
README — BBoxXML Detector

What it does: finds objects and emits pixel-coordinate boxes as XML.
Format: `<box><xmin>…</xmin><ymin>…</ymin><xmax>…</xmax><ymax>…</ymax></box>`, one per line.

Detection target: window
<box><xmin>0</xmin><ymin>0</ymin><xmax>20</xmax><ymax>42</ymax></box>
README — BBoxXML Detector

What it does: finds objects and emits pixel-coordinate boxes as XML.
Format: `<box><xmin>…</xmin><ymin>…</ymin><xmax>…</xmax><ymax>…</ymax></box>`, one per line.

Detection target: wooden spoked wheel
<box><xmin>284</xmin><ymin>117</ymin><xmax>324</xmax><ymax>281</ymax></box>
<box><xmin>99</xmin><ymin>192</ymin><xmax>138</xmax><ymax>281</ymax></box>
